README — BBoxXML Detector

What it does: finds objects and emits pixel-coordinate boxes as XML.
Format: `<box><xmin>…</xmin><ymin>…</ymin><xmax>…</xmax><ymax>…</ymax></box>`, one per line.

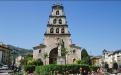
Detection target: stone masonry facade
<box><xmin>33</xmin><ymin>3</ymin><xmax>81</xmax><ymax>65</ymax></box>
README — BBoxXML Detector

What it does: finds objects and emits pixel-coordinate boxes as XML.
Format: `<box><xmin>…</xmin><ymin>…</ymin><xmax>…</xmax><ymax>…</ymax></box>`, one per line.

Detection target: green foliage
<box><xmin>35</xmin><ymin>64</ymin><xmax>98</xmax><ymax>74</ymax></box>
<box><xmin>76</xmin><ymin>60</ymin><xmax>85</xmax><ymax>64</ymax></box>
<box><xmin>20</xmin><ymin>54</ymin><xmax>33</xmax><ymax>65</ymax></box>
<box><xmin>43</xmin><ymin>53</ymin><xmax>48</xmax><ymax>65</ymax></box>
<box><xmin>24</xmin><ymin>65</ymin><xmax>35</xmax><ymax>72</ymax></box>
<box><xmin>35</xmin><ymin>58</ymin><xmax>43</xmax><ymax>65</ymax></box>
<box><xmin>21</xmin><ymin>54</ymin><xmax>43</xmax><ymax>67</ymax></box>
<box><xmin>89</xmin><ymin>66</ymin><xmax>99</xmax><ymax>71</ymax></box>
<box><xmin>61</xmin><ymin>47</ymin><xmax>66</xmax><ymax>56</ymax></box>
<box><xmin>61</xmin><ymin>42</ymin><xmax>67</xmax><ymax>57</ymax></box>
<box><xmin>81</xmin><ymin>48</ymin><xmax>89</xmax><ymax>59</ymax></box>
<box><xmin>81</xmin><ymin>49</ymin><xmax>91</xmax><ymax>65</ymax></box>
<box><xmin>44</xmin><ymin>53</ymin><xmax>48</xmax><ymax>59</ymax></box>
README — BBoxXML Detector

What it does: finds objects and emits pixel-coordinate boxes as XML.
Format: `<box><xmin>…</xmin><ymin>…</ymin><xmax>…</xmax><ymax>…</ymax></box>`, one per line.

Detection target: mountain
<box><xmin>7</xmin><ymin>45</ymin><xmax>33</xmax><ymax>56</ymax></box>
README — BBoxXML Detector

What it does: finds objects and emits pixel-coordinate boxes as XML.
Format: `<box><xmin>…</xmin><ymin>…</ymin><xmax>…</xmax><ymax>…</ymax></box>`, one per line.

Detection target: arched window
<box><xmin>56</xmin><ymin>28</ymin><xmax>59</xmax><ymax>33</ymax></box>
<box><xmin>59</xmin><ymin>19</ymin><xmax>62</xmax><ymax>24</ymax></box>
<box><xmin>53</xmin><ymin>19</ymin><xmax>56</xmax><ymax>24</ymax></box>
<box><xmin>50</xmin><ymin>28</ymin><xmax>54</xmax><ymax>33</ymax></box>
<box><xmin>61</xmin><ymin>27</ymin><xmax>64</xmax><ymax>33</ymax></box>
<box><xmin>56</xmin><ymin>10</ymin><xmax>59</xmax><ymax>15</ymax></box>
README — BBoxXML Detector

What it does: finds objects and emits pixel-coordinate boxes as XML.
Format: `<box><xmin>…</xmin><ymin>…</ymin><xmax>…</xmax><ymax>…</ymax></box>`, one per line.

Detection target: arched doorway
<box><xmin>49</xmin><ymin>47</ymin><xmax>58</xmax><ymax>64</ymax></box>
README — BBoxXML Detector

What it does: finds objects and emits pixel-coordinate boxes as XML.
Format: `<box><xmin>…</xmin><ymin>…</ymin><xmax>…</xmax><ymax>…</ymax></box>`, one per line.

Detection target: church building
<box><xmin>33</xmin><ymin>3</ymin><xmax>81</xmax><ymax>65</ymax></box>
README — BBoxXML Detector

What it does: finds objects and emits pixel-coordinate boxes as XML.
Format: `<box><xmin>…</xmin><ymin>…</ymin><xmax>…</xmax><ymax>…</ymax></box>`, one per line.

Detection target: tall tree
<box><xmin>81</xmin><ymin>48</ymin><xmax>91</xmax><ymax>65</ymax></box>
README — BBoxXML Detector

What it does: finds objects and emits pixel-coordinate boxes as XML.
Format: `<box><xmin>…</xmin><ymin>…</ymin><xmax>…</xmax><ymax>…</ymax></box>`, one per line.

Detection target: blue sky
<box><xmin>0</xmin><ymin>1</ymin><xmax>121</xmax><ymax>55</ymax></box>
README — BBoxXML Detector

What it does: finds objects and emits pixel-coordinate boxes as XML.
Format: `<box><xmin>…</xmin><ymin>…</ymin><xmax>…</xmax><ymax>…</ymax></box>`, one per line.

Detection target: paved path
<box><xmin>0</xmin><ymin>73</ymin><xmax>10</xmax><ymax>75</ymax></box>
<box><xmin>0</xmin><ymin>70</ymin><xmax>13</xmax><ymax>72</ymax></box>
<box><xmin>109</xmin><ymin>73</ymin><xmax>121</xmax><ymax>75</ymax></box>
<box><xmin>0</xmin><ymin>70</ymin><xmax>13</xmax><ymax>75</ymax></box>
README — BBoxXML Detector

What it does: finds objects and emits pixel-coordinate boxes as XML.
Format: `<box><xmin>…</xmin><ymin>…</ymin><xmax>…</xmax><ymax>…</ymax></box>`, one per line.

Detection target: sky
<box><xmin>0</xmin><ymin>1</ymin><xmax>121</xmax><ymax>56</ymax></box>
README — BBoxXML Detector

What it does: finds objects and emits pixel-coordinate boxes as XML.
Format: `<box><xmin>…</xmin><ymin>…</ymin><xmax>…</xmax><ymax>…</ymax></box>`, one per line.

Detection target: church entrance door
<box><xmin>49</xmin><ymin>47</ymin><xmax>58</xmax><ymax>64</ymax></box>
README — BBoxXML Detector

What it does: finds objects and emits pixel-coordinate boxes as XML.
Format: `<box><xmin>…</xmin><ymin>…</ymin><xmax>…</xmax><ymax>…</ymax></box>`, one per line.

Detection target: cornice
<box><xmin>47</xmin><ymin>24</ymin><xmax>68</xmax><ymax>27</ymax></box>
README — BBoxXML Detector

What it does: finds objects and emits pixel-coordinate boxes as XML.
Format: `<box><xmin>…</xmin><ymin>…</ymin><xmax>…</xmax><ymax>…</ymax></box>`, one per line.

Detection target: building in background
<box><xmin>0</xmin><ymin>43</ymin><xmax>12</xmax><ymax>65</ymax></box>
<box><xmin>102</xmin><ymin>49</ymin><xmax>121</xmax><ymax>67</ymax></box>
<box><xmin>7</xmin><ymin>44</ymin><xmax>33</xmax><ymax>66</ymax></box>
<box><xmin>103</xmin><ymin>50</ymin><xmax>113</xmax><ymax>65</ymax></box>
<box><xmin>0</xmin><ymin>42</ymin><xmax>33</xmax><ymax>66</ymax></box>
<box><xmin>91</xmin><ymin>56</ymin><xmax>103</xmax><ymax>67</ymax></box>
<box><xmin>113</xmin><ymin>50</ymin><xmax>121</xmax><ymax>66</ymax></box>
<box><xmin>33</xmin><ymin>3</ymin><xmax>81</xmax><ymax>65</ymax></box>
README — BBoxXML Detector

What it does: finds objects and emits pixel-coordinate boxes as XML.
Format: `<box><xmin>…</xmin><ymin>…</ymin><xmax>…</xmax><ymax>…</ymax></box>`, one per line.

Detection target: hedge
<box><xmin>34</xmin><ymin>64</ymin><xmax>99</xmax><ymax>75</ymax></box>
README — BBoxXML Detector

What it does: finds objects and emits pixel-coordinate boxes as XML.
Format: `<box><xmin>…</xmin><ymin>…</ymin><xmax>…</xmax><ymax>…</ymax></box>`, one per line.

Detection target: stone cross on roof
<box><xmin>53</xmin><ymin>1</ymin><xmax>62</xmax><ymax>6</ymax></box>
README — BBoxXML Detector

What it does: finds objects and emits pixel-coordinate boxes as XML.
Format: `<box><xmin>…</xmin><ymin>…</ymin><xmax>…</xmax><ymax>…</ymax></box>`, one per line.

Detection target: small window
<box><xmin>56</xmin><ymin>10</ymin><xmax>59</xmax><ymax>15</ymax></box>
<box><xmin>61</xmin><ymin>27</ymin><xmax>64</xmax><ymax>33</ymax></box>
<box><xmin>56</xmin><ymin>28</ymin><xmax>59</xmax><ymax>33</ymax></box>
<box><xmin>59</xmin><ymin>19</ymin><xmax>62</xmax><ymax>24</ymax></box>
<box><xmin>39</xmin><ymin>49</ymin><xmax>41</xmax><ymax>53</ymax></box>
<box><xmin>53</xmin><ymin>19</ymin><xmax>56</xmax><ymax>24</ymax></box>
<box><xmin>50</xmin><ymin>28</ymin><xmax>54</xmax><ymax>33</ymax></box>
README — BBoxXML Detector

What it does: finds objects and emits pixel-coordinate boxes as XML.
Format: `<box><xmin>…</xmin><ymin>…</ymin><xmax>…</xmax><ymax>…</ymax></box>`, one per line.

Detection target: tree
<box><xmin>81</xmin><ymin>48</ymin><xmax>91</xmax><ymax>65</ymax></box>
<box><xmin>20</xmin><ymin>54</ymin><xmax>33</xmax><ymax>65</ymax></box>
<box><xmin>44</xmin><ymin>53</ymin><xmax>48</xmax><ymax>65</ymax></box>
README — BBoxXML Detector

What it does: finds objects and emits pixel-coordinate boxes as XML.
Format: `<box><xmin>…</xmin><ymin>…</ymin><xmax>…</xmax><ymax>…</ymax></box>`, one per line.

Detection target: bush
<box><xmin>26</xmin><ymin>59</ymin><xmax>43</xmax><ymax>66</ymax></box>
<box><xmin>24</xmin><ymin>65</ymin><xmax>35</xmax><ymax>73</ymax></box>
<box><xmin>89</xmin><ymin>66</ymin><xmax>99</xmax><ymax>71</ymax></box>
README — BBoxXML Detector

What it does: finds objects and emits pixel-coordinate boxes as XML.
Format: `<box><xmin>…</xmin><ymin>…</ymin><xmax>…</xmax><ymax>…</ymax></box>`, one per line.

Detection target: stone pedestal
<box><xmin>57</xmin><ymin>56</ymin><xmax>65</xmax><ymax>65</ymax></box>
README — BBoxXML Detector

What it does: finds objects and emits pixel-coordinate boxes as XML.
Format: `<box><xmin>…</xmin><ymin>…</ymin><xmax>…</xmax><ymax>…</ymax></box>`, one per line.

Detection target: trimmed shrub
<box><xmin>35</xmin><ymin>64</ymin><xmax>94</xmax><ymax>75</ymax></box>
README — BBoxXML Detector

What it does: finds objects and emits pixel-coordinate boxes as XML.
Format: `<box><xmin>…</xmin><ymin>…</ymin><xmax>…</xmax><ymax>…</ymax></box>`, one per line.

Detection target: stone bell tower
<box><xmin>33</xmin><ymin>3</ymin><xmax>81</xmax><ymax>65</ymax></box>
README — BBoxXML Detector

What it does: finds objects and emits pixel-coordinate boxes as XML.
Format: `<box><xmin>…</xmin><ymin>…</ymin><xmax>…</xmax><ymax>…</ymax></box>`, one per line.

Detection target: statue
<box><xmin>57</xmin><ymin>38</ymin><xmax>64</xmax><ymax>57</ymax></box>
